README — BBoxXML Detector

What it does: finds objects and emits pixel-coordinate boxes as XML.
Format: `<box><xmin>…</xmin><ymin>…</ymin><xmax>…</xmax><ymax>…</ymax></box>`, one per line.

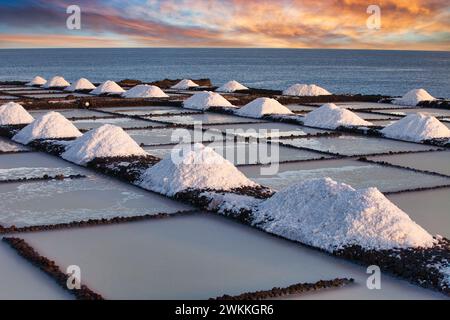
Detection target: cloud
<box><xmin>0</xmin><ymin>0</ymin><xmax>448</xmax><ymax>50</ymax></box>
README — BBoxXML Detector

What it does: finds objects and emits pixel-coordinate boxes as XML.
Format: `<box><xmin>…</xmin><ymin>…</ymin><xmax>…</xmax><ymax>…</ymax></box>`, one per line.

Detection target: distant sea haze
<box><xmin>0</xmin><ymin>48</ymin><xmax>449</xmax><ymax>98</ymax></box>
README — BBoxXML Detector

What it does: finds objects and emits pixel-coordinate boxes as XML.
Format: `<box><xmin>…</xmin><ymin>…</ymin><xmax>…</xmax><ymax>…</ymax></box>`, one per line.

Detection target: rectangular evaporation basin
<box><xmin>368</xmin><ymin>151</ymin><xmax>450</xmax><ymax>176</ymax></box>
<box><xmin>333</xmin><ymin>102</ymin><xmax>398</xmax><ymax>110</ymax></box>
<box><xmin>0</xmin><ymin>137</ymin><xmax>29</xmax><ymax>153</ymax></box>
<box><xmin>98</xmin><ymin>106</ymin><xmax>190</xmax><ymax>116</ymax></box>
<box><xmin>285</xmin><ymin>104</ymin><xmax>319</xmax><ymax>112</ymax></box>
<box><xmin>0</xmin><ymin>86</ymin><xmax>42</xmax><ymax>91</ymax></box>
<box><xmin>387</xmin><ymin>188</ymin><xmax>450</xmax><ymax>238</ymax></box>
<box><xmin>128</xmin><ymin>127</ymin><xmax>227</xmax><ymax>146</ymax></box>
<box><xmin>0</xmin><ymin>175</ymin><xmax>191</xmax><ymax>228</ymax></box>
<box><xmin>19</xmin><ymin>214</ymin><xmax>444</xmax><ymax>300</ymax></box>
<box><xmin>0</xmin><ymin>95</ymin><xmax>19</xmax><ymax>100</ymax></box>
<box><xmin>379</xmin><ymin>108</ymin><xmax>450</xmax><ymax>118</ymax></box>
<box><xmin>23</xmin><ymin>93</ymin><xmax>90</xmax><ymax>98</ymax></box>
<box><xmin>203</xmin><ymin>122</ymin><xmax>329</xmax><ymax>139</ymax></box>
<box><xmin>282</xmin><ymin>134</ymin><xmax>439</xmax><ymax>156</ymax></box>
<box><xmin>144</xmin><ymin>141</ymin><xmax>332</xmax><ymax>165</ymax></box>
<box><xmin>28</xmin><ymin>108</ymin><xmax>108</xmax><ymax>119</ymax></box>
<box><xmin>5</xmin><ymin>90</ymin><xmax>60</xmax><ymax>95</ymax></box>
<box><xmin>353</xmin><ymin>111</ymin><xmax>401</xmax><ymax>120</ymax></box>
<box><xmin>146</xmin><ymin>113</ymin><xmax>266</xmax><ymax>125</ymax></box>
<box><xmin>72</xmin><ymin>117</ymin><xmax>165</xmax><ymax>130</ymax></box>
<box><xmin>238</xmin><ymin>159</ymin><xmax>450</xmax><ymax>192</ymax></box>
<box><xmin>0</xmin><ymin>244</ymin><xmax>72</xmax><ymax>299</ymax></box>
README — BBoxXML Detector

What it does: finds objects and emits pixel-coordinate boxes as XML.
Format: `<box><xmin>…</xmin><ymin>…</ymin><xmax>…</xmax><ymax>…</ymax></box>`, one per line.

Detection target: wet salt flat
<box><xmin>28</xmin><ymin>108</ymin><xmax>109</xmax><ymax>119</ymax></box>
<box><xmin>98</xmin><ymin>106</ymin><xmax>196</xmax><ymax>116</ymax></box>
<box><xmin>333</xmin><ymin>102</ymin><xmax>399</xmax><ymax>110</ymax></box>
<box><xmin>23</xmin><ymin>93</ymin><xmax>91</xmax><ymax>98</ymax></box>
<box><xmin>0</xmin><ymin>153</ymin><xmax>191</xmax><ymax>227</ymax></box>
<box><xmin>388</xmin><ymin>188</ymin><xmax>450</xmax><ymax>238</ymax></box>
<box><xmin>282</xmin><ymin>134</ymin><xmax>438</xmax><ymax>156</ymax></box>
<box><xmin>239</xmin><ymin>159</ymin><xmax>450</xmax><ymax>192</ymax></box>
<box><xmin>0</xmin><ymin>137</ymin><xmax>29</xmax><ymax>152</ymax></box>
<box><xmin>379</xmin><ymin>108</ymin><xmax>450</xmax><ymax>118</ymax></box>
<box><xmin>128</xmin><ymin>127</ymin><xmax>227</xmax><ymax>145</ymax></box>
<box><xmin>368</xmin><ymin>151</ymin><xmax>450</xmax><ymax>176</ymax></box>
<box><xmin>144</xmin><ymin>141</ymin><xmax>332</xmax><ymax>165</ymax></box>
<box><xmin>146</xmin><ymin>113</ymin><xmax>266</xmax><ymax>125</ymax></box>
<box><xmin>72</xmin><ymin>117</ymin><xmax>164</xmax><ymax>130</ymax></box>
<box><xmin>204</xmin><ymin>122</ymin><xmax>329</xmax><ymax>138</ymax></box>
<box><xmin>18</xmin><ymin>214</ymin><xmax>446</xmax><ymax>300</ymax></box>
<box><xmin>0</xmin><ymin>244</ymin><xmax>72</xmax><ymax>300</ymax></box>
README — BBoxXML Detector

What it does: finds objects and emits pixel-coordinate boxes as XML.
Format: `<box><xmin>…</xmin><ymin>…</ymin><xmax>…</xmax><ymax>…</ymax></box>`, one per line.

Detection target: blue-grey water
<box><xmin>0</xmin><ymin>48</ymin><xmax>448</xmax><ymax>98</ymax></box>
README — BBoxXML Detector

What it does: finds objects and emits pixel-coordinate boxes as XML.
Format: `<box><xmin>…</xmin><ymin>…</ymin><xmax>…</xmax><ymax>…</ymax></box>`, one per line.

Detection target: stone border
<box><xmin>210</xmin><ymin>278</ymin><xmax>354</xmax><ymax>300</ymax></box>
<box><xmin>0</xmin><ymin>174</ymin><xmax>86</xmax><ymax>184</ymax></box>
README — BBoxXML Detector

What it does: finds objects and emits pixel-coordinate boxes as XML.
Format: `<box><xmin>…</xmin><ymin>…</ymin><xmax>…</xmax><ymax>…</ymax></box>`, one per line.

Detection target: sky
<box><xmin>0</xmin><ymin>0</ymin><xmax>449</xmax><ymax>50</ymax></box>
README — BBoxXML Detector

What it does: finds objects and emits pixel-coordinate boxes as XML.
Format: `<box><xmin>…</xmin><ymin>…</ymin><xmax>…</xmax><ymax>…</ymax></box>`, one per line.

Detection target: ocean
<box><xmin>0</xmin><ymin>48</ymin><xmax>448</xmax><ymax>98</ymax></box>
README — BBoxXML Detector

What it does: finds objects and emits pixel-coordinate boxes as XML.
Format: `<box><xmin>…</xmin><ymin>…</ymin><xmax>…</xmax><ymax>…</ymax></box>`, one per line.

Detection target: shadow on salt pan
<box><xmin>239</xmin><ymin>159</ymin><xmax>450</xmax><ymax>192</ymax></box>
<box><xmin>19</xmin><ymin>214</ymin><xmax>446</xmax><ymax>300</ymax></box>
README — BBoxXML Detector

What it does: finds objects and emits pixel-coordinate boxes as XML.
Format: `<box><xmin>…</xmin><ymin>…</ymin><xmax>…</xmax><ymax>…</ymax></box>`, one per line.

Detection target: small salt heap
<box><xmin>171</xmin><ymin>79</ymin><xmax>199</xmax><ymax>90</ymax></box>
<box><xmin>183</xmin><ymin>91</ymin><xmax>233</xmax><ymax>110</ymax></box>
<box><xmin>0</xmin><ymin>102</ymin><xmax>34</xmax><ymax>125</ymax></box>
<box><xmin>283</xmin><ymin>84</ymin><xmax>331</xmax><ymax>96</ymax></box>
<box><xmin>90</xmin><ymin>80</ymin><xmax>125</xmax><ymax>95</ymax></box>
<box><xmin>62</xmin><ymin>124</ymin><xmax>147</xmax><ymax>165</ymax></box>
<box><xmin>253</xmin><ymin>177</ymin><xmax>435</xmax><ymax>252</ymax></box>
<box><xmin>122</xmin><ymin>84</ymin><xmax>169</xmax><ymax>98</ymax></box>
<box><xmin>236</xmin><ymin>98</ymin><xmax>293</xmax><ymax>118</ymax></box>
<box><xmin>138</xmin><ymin>143</ymin><xmax>257</xmax><ymax>196</ymax></box>
<box><xmin>43</xmin><ymin>76</ymin><xmax>70</xmax><ymax>88</ymax></box>
<box><xmin>12</xmin><ymin>111</ymin><xmax>82</xmax><ymax>144</ymax></box>
<box><xmin>216</xmin><ymin>80</ymin><xmax>248</xmax><ymax>93</ymax></box>
<box><xmin>303</xmin><ymin>103</ymin><xmax>372</xmax><ymax>129</ymax></box>
<box><xmin>393</xmin><ymin>89</ymin><xmax>435</xmax><ymax>106</ymax></box>
<box><xmin>26</xmin><ymin>76</ymin><xmax>47</xmax><ymax>86</ymax></box>
<box><xmin>381</xmin><ymin>113</ymin><xmax>450</xmax><ymax>142</ymax></box>
<box><xmin>65</xmin><ymin>78</ymin><xmax>96</xmax><ymax>92</ymax></box>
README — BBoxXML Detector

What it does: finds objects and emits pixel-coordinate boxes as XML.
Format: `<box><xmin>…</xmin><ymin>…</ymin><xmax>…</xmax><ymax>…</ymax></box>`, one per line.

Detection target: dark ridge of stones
<box><xmin>117</xmin><ymin>79</ymin><xmax>143</xmax><ymax>87</ymax></box>
<box><xmin>28</xmin><ymin>139</ymin><xmax>74</xmax><ymax>156</ymax></box>
<box><xmin>86</xmin><ymin>155</ymin><xmax>160</xmax><ymax>182</ymax></box>
<box><xmin>0</xmin><ymin>174</ymin><xmax>86</xmax><ymax>184</ymax></box>
<box><xmin>2</xmin><ymin>237</ymin><xmax>104</xmax><ymax>300</ymax></box>
<box><xmin>0</xmin><ymin>81</ymin><xmax>27</xmax><ymax>85</ymax></box>
<box><xmin>235</xmin><ymin>88</ymin><xmax>283</xmax><ymax>95</ymax></box>
<box><xmin>0</xmin><ymin>210</ymin><xmax>197</xmax><ymax>234</ymax></box>
<box><xmin>423</xmin><ymin>138</ymin><xmax>450</xmax><ymax>148</ymax></box>
<box><xmin>418</xmin><ymin>100</ymin><xmax>450</xmax><ymax>109</ymax></box>
<box><xmin>210</xmin><ymin>278</ymin><xmax>354</xmax><ymax>300</ymax></box>
<box><xmin>336</xmin><ymin>125</ymin><xmax>384</xmax><ymax>136</ymax></box>
<box><xmin>334</xmin><ymin>238</ymin><xmax>450</xmax><ymax>296</ymax></box>
<box><xmin>0</xmin><ymin>124</ymin><xmax>26</xmax><ymax>138</ymax></box>
<box><xmin>384</xmin><ymin>184</ymin><xmax>450</xmax><ymax>195</ymax></box>
<box><xmin>148</xmin><ymin>78</ymin><xmax>212</xmax><ymax>89</ymax></box>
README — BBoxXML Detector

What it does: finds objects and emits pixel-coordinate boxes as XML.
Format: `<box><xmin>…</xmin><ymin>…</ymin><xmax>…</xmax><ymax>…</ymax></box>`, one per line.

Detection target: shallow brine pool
<box><xmin>72</xmin><ymin>117</ymin><xmax>165</xmax><ymax>130</ymax></box>
<box><xmin>18</xmin><ymin>214</ymin><xmax>446</xmax><ymax>300</ymax></box>
<box><xmin>239</xmin><ymin>159</ymin><xmax>450</xmax><ymax>192</ymax></box>
<box><xmin>379</xmin><ymin>108</ymin><xmax>450</xmax><ymax>118</ymax></box>
<box><xmin>281</xmin><ymin>134</ymin><xmax>438</xmax><ymax>156</ymax></box>
<box><xmin>98</xmin><ymin>106</ymin><xmax>195</xmax><ymax>116</ymax></box>
<box><xmin>28</xmin><ymin>108</ymin><xmax>109</xmax><ymax>119</ymax></box>
<box><xmin>146</xmin><ymin>113</ymin><xmax>266</xmax><ymax>125</ymax></box>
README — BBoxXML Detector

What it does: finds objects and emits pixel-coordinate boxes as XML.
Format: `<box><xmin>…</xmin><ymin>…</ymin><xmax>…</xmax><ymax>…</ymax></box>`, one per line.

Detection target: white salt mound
<box><xmin>283</xmin><ymin>84</ymin><xmax>331</xmax><ymax>96</ymax></box>
<box><xmin>26</xmin><ymin>76</ymin><xmax>47</xmax><ymax>86</ymax></box>
<box><xmin>62</xmin><ymin>124</ymin><xmax>147</xmax><ymax>165</ymax></box>
<box><xmin>303</xmin><ymin>103</ymin><xmax>372</xmax><ymax>129</ymax></box>
<box><xmin>236</xmin><ymin>98</ymin><xmax>293</xmax><ymax>118</ymax></box>
<box><xmin>43</xmin><ymin>76</ymin><xmax>70</xmax><ymax>88</ymax></box>
<box><xmin>122</xmin><ymin>84</ymin><xmax>169</xmax><ymax>98</ymax></box>
<box><xmin>216</xmin><ymin>80</ymin><xmax>248</xmax><ymax>93</ymax></box>
<box><xmin>65</xmin><ymin>78</ymin><xmax>96</xmax><ymax>92</ymax></box>
<box><xmin>381</xmin><ymin>113</ymin><xmax>450</xmax><ymax>142</ymax></box>
<box><xmin>0</xmin><ymin>102</ymin><xmax>34</xmax><ymax>125</ymax></box>
<box><xmin>183</xmin><ymin>91</ymin><xmax>233</xmax><ymax>110</ymax></box>
<box><xmin>393</xmin><ymin>89</ymin><xmax>435</xmax><ymax>106</ymax></box>
<box><xmin>138</xmin><ymin>143</ymin><xmax>257</xmax><ymax>196</ymax></box>
<box><xmin>12</xmin><ymin>111</ymin><xmax>82</xmax><ymax>144</ymax></box>
<box><xmin>253</xmin><ymin>177</ymin><xmax>435</xmax><ymax>252</ymax></box>
<box><xmin>90</xmin><ymin>80</ymin><xmax>125</xmax><ymax>95</ymax></box>
<box><xmin>171</xmin><ymin>79</ymin><xmax>199</xmax><ymax>90</ymax></box>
